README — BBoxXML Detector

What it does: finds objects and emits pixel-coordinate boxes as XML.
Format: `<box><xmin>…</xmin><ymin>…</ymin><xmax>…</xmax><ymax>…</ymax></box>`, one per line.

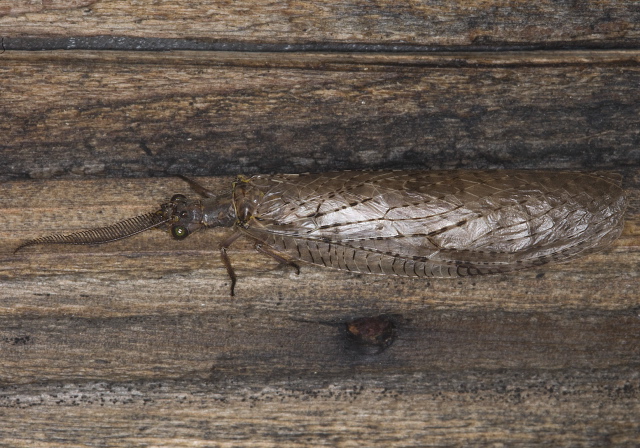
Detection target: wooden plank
<box><xmin>0</xmin><ymin>175</ymin><xmax>638</xmax><ymax>445</ymax></box>
<box><xmin>1</xmin><ymin>50</ymin><xmax>639</xmax><ymax>180</ymax></box>
<box><xmin>0</xmin><ymin>369</ymin><xmax>639</xmax><ymax>447</ymax></box>
<box><xmin>1</xmin><ymin>303</ymin><xmax>639</xmax><ymax>384</ymax></box>
<box><xmin>1</xmin><ymin>0</ymin><xmax>639</xmax><ymax>47</ymax></box>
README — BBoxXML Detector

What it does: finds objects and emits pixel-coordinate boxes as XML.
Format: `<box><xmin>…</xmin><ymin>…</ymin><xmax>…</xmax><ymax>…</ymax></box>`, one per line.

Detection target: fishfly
<box><xmin>16</xmin><ymin>170</ymin><xmax>627</xmax><ymax>295</ymax></box>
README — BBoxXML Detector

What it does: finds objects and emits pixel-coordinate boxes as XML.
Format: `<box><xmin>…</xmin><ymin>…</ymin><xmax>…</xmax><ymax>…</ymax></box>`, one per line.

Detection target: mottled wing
<box><xmin>240</xmin><ymin>171</ymin><xmax>626</xmax><ymax>278</ymax></box>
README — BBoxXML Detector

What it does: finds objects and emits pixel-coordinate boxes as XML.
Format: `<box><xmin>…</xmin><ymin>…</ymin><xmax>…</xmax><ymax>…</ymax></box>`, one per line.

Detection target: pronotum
<box><xmin>16</xmin><ymin>170</ymin><xmax>627</xmax><ymax>295</ymax></box>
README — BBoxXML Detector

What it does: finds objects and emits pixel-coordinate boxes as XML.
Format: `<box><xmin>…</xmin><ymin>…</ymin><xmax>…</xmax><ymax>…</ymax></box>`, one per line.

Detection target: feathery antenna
<box><xmin>14</xmin><ymin>211</ymin><xmax>169</xmax><ymax>254</ymax></box>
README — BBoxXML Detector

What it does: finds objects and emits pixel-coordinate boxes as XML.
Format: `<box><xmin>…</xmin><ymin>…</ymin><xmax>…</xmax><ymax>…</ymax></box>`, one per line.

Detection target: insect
<box><xmin>16</xmin><ymin>170</ymin><xmax>627</xmax><ymax>296</ymax></box>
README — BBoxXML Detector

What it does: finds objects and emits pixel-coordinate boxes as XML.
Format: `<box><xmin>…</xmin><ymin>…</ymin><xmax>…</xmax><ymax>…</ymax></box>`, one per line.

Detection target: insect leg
<box><xmin>219</xmin><ymin>232</ymin><xmax>243</xmax><ymax>296</ymax></box>
<box><xmin>253</xmin><ymin>243</ymin><xmax>301</xmax><ymax>275</ymax></box>
<box><xmin>177</xmin><ymin>175</ymin><xmax>217</xmax><ymax>198</ymax></box>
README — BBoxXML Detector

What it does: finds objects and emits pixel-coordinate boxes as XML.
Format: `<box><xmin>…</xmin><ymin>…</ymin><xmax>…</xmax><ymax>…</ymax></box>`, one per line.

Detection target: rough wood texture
<box><xmin>1</xmin><ymin>0</ymin><xmax>640</xmax><ymax>47</ymax></box>
<box><xmin>0</xmin><ymin>175</ymin><xmax>638</xmax><ymax>446</ymax></box>
<box><xmin>1</xmin><ymin>0</ymin><xmax>640</xmax><ymax>444</ymax></box>
<box><xmin>1</xmin><ymin>50</ymin><xmax>639</xmax><ymax>180</ymax></box>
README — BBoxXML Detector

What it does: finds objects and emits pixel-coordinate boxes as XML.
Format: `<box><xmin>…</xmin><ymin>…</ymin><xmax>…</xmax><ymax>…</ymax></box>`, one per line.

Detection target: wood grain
<box><xmin>1</xmin><ymin>0</ymin><xmax>639</xmax><ymax>48</ymax></box>
<box><xmin>1</xmin><ymin>368</ymin><xmax>638</xmax><ymax>447</ymax></box>
<box><xmin>0</xmin><ymin>0</ymin><xmax>97</xmax><ymax>16</ymax></box>
<box><xmin>1</xmin><ymin>50</ymin><xmax>639</xmax><ymax>180</ymax></box>
<box><xmin>0</xmin><ymin>175</ymin><xmax>638</xmax><ymax>446</ymax></box>
<box><xmin>2</xmin><ymin>0</ymin><xmax>640</xmax><ymax>442</ymax></box>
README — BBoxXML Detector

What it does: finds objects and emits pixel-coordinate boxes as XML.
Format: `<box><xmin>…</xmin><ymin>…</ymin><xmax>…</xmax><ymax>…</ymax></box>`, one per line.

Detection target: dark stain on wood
<box><xmin>345</xmin><ymin>315</ymin><xmax>398</xmax><ymax>355</ymax></box>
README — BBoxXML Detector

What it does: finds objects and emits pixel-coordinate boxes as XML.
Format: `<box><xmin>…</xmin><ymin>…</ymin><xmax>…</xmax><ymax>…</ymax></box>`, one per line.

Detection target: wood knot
<box><xmin>344</xmin><ymin>315</ymin><xmax>397</xmax><ymax>354</ymax></box>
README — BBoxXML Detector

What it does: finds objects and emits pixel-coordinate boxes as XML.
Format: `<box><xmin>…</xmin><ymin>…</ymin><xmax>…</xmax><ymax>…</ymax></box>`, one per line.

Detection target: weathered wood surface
<box><xmin>2</xmin><ymin>0</ymin><xmax>640</xmax><ymax>444</ymax></box>
<box><xmin>1</xmin><ymin>0</ymin><xmax>639</xmax><ymax>48</ymax></box>
<box><xmin>0</xmin><ymin>175</ymin><xmax>638</xmax><ymax>446</ymax></box>
<box><xmin>1</xmin><ymin>50</ymin><xmax>639</xmax><ymax>180</ymax></box>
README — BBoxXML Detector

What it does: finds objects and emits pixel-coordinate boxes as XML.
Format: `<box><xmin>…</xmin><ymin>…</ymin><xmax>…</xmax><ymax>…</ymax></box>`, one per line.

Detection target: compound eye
<box><xmin>171</xmin><ymin>194</ymin><xmax>187</xmax><ymax>203</ymax></box>
<box><xmin>171</xmin><ymin>224</ymin><xmax>189</xmax><ymax>240</ymax></box>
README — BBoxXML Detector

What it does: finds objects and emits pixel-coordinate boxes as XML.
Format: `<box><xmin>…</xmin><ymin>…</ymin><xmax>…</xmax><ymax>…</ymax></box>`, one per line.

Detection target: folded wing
<box><xmin>240</xmin><ymin>171</ymin><xmax>626</xmax><ymax>278</ymax></box>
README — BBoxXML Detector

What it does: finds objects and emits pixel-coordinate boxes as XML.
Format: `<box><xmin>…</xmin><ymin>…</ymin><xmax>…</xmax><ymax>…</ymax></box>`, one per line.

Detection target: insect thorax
<box><xmin>232</xmin><ymin>178</ymin><xmax>265</xmax><ymax>226</ymax></box>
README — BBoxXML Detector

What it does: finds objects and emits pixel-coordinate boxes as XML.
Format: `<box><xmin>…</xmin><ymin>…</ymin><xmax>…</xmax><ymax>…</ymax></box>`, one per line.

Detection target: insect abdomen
<box><xmin>251</xmin><ymin>232</ymin><xmax>514</xmax><ymax>278</ymax></box>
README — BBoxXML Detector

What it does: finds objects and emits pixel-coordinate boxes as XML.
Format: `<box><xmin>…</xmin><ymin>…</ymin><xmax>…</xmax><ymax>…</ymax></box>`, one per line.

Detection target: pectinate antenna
<box><xmin>14</xmin><ymin>211</ymin><xmax>169</xmax><ymax>254</ymax></box>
